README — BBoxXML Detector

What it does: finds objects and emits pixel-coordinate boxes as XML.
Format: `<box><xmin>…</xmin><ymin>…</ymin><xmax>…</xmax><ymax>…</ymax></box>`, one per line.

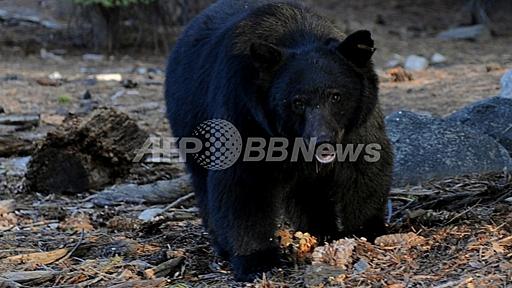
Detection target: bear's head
<box><xmin>249</xmin><ymin>30</ymin><xmax>378</xmax><ymax>150</ymax></box>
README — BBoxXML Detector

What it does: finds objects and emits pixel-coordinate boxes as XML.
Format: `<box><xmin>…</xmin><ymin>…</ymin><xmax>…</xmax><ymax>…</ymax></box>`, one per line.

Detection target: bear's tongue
<box><xmin>315</xmin><ymin>152</ymin><xmax>336</xmax><ymax>164</ymax></box>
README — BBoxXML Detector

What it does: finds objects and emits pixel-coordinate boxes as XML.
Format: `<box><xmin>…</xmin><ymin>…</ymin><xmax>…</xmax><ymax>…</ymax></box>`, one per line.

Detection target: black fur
<box><xmin>165</xmin><ymin>0</ymin><xmax>393</xmax><ymax>282</ymax></box>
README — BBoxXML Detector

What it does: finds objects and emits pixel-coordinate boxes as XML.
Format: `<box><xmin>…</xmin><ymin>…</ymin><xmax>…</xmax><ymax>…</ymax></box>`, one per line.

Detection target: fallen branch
<box><xmin>87</xmin><ymin>174</ymin><xmax>192</xmax><ymax>206</ymax></box>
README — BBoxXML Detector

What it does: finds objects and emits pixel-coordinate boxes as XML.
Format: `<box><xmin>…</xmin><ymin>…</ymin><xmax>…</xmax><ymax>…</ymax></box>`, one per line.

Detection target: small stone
<box><xmin>82</xmin><ymin>53</ymin><xmax>105</xmax><ymax>62</ymax></box>
<box><xmin>404</xmin><ymin>55</ymin><xmax>429</xmax><ymax>71</ymax></box>
<box><xmin>2</xmin><ymin>74</ymin><xmax>21</xmax><ymax>81</ymax></box>
<box><xmin>55</xmin><ymin>107</ymin><xmax>69</xmax><ymax>116</ymax></box>
<box><xmin>77</xmin><ymin>100</ymin><xmax>98</xmax><ymax>115</ymax></box>
<box><xmin>82</xmin><ymin>90</ymin><xmax>92</xmax><ymax>100</ymax></box>
<box><xmin>48</xmin><ymin>71</ymin><xmax>62</xmax><ymax>80</ymax></box>
<box><xmin>354</xmin><ymin>259</ymin><xmax>369</xmax><ymax>273</ymax></box>
<box><xmin>138</xmin><ymin>208</ymin><xmax>164</xmax><ymax>222</ymax></box>
<box><xmin>83</xmin><ymin>78</ymin><xmax>97</xmax><ymax>86</ymax></box>
<box><xmin>135</xmin><ymin>67</ymin><xmax>148</xmax><ymax>75</ymax></box>
<box><xmin>122</xmin><ymin>79</ymin><xmax>138</xmax><ymax>89</ymax></box>
<box><xmin>431</xmin><ymin>53</ymin><xmax>447</xmax><ymax>64</ymax></box>
<box><xmin>48</xmin><ymin>223</ymin><xmax>59</xmax><ymax>229</ymax></box>
<box><xmin>500</xmin><ymin>70</ymin><xmax>512</xmax><ymax>99</ymax></box>
<box><xmin>504</xmin><ymin>197</ymin><xmax>512</xmax><ymax>203</ymax></box>
<box><xmin>95</xmin><ymin>73</ymin><xmax>122</xmax><ymax>82</ymax></box>
<box><xmin>147</xmin><ymin>68</ymin><xmax>164</xmax><ymax>75</ymax></box>
<box><xmin>40</xmin><ymin>48</ymin><xmax>65</xmax><ymax>63</ymax></box>
<box><xmin>385</xmin><ymin>54</ymin><xmax>403</xmax><ymax>68</ymax></box>
<box><xmin>80</xmin><ymin>67</ymin><xmax>97</xmax><ymax>74</ymax></box>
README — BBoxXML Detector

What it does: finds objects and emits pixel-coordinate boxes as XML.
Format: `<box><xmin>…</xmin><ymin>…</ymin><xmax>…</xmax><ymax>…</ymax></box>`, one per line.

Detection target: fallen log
<box><xmin>88</xmin><ymin>174</ymin><xmax>192</xmax><ymax>206</ymax></box>
<box><xmin>25</xmin><ymin>108</ymin><xmax>149</xmax><ymax>195</ymax></box>
<box><xmin>0</xmin><ymin>134</ymin><xmax>38</xmax><ymax>157</ymax></box>
<box><xmin>0</xmin><ymin>114</ymin><xmax>40</xmax><ymax>127</ymax></box>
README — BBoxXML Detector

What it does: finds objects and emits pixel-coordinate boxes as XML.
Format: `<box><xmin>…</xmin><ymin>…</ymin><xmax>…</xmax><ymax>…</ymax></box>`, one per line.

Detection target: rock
<box><xmin>500</xmin><ymin>70</ymin><xmax>512</xmax><ymax>99</ymax></box>
<box><xmin>135</xmin><ymin>67</ymin><xmax>148</xmax><ymax>75</ymax></box>
<box><xmin>80</xmin><ymin>67</ymin><xmax>97</xmax><ymax>74</ymax></box>
<box><xmin>122</xmin><ymin>79</ymin><xmax>138</xmax><ymax>89</ymax></box>
<box><xmin>48</xmin><ymin>71</ymin><xmax>62</xmax><ymax>81</ymax></box>
<box><xmin>82</xmin><ymin>53</ymin><xmax>104</xmax><ymax>62</ymax></box>
<box><xmin>82</xmin><ymin>90</ymin><xmax>92</xmax><ymax>100</ymax></box>
<box><xmin>404</xmin><ymin>55</ymin><xmax>429</xmax><ymax>71</ymax></box>
<box><xmin>40</xmin><ymin>48</ymin><xmax>65</xmax><ymax>63</ymax></box>
<box><xmin>354</xmin><ymin>259</ymin><xmax>369</xmax><ymax>273</ymax></box>
<box><xmin>130</xmin><ymin>102</ymin><xmax>160</xmax><ymax>113</ymax></box>
<box><xmin>385</xmin><ymin>54</ymin><xmax>403</xmax><ymax>68</ymax></box>
<box><xmin>431</xmin><ymin>53</ymin><xmax>447</xmax><ymax>64</ymax></box>
<box><xmin>77</xmin><ymin>100</ymin><xmax>99</xmax><ymax>115</ymax></box>
<box><xmin>3</xmin><ymin>74</ymin><xmax>21</xmax><ymax>81</ymax></box>
<box><xmin>83</xmin><ymin>78</ymin><xmax>97</xmax><ymax>86</ymax></box>
<box><xmin>138</xmin><ymin>208</ymin><xmax>164</xmax><ymax>222</ymax></box>
<box><xmin>446</xmin><ymin>97</ymin><xmax>512</xmax><ymax>156</ymax></box>
<box><xmin>0</xmin><ymin>106</ymin><xmax>4</xmax><ymax>114</ymax></box>
<box><xmin>95</xmin><ymin>73</ymin><xmax>122</xmax><ymax>82</ymax></box>
<box><xmin>437</xmin><ymin>24</ymin><xmax>491</xmax><ymax>41</ymax></box>
<box><xmin>36</xmin><ymin>78</ymin><xmax>61</xmax><ymax>87</ymax></box>
<box><xmin>386</xmin><ymin>111</ymin><xmax>512</xmax><ymax>186</ymax></box>
<box><xmin>55</xmin><ymin>107</ymin><xmax>69</xmax><ymax>116</ymax></box>
<box><xmin>147</xmin><ymin>68</ymin><xmax>164</xmax><ymax>75</ymax></box>
<box><xmin>0</xmin><ymin>157</ymin><xmax>30</xmax><ymax>177</ymax></box>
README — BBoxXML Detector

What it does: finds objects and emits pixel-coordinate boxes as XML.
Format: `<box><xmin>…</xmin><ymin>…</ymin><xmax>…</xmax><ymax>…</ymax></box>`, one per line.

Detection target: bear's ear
<box><xmin>250</xmin><ymin>41</ymin><xmax>284</xmax><ymax>70</ymax></box>
<box><xmin>337</xmin><ymin>30</ymin><xmax>376</xmax><ymax>68</ymax></box>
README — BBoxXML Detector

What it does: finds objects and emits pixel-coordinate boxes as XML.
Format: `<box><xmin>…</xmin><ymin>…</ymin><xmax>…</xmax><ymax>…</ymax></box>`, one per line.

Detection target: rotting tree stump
<box><xmin>26</xmin><ymin>108</ymin><xmax>149</xmax><ymax>195</ymax></box>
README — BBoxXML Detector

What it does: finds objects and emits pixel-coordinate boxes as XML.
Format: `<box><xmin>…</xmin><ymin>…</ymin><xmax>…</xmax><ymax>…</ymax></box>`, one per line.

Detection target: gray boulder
<box><xmin>386</xmin><ymin>111</ymin><xmax>512</xmax><ymax>187</ymax></box>
<box><xmin>500</xmin><ymin>70</ymin><xmax>512</xmax><ymax>99</ymax></box>
<box><xmin>447</xmin><ymin>96</ymin><xmax>512</xmax><ymax>155</ymax></box>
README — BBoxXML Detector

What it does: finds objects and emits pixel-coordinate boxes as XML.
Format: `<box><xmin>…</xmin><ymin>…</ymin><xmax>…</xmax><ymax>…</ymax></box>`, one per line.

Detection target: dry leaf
<box><xmin>386</xmin><ymin>67</ymin><xmax>413</xmax><ymax>82</ymax></box>
<box><xmin>312</xmin><ymin>239</ymin><xmax>356</xmax><ymax>268</ymax></box>
<box><xmin>60</xmin><ymin>214</ymin><xmax>94</xmax><ymax>232</ymax></box>
<box><xmin>2</xmin><ymin>248</ymin><xmax>68</xmax><ymax>265</ymax></box>
<box><xmin>0</xmin><ymin>213</ymin><xmax>17</xmax><ymax>231</ymax></box>
<box><xmin>386</xmin><ymin>284</ymin><xmax>406</xmax><ymax>288</ymax></box>
<box><xmin>276</xmin><ymin>229</ymin><xmax>293</xmax><ymax>248</ymax></box>
<box><xmin>295</xmin><ymin>232</ymin><xmax>318</xmax><ymax>258</ymax></box>
<box><xmin>374</xmin><ymin>233</ymin><xmax>425</xmax><ymax>247</ymax></box>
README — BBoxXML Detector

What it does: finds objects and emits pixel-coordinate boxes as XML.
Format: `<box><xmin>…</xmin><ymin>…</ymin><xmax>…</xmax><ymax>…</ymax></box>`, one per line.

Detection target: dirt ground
<box><xmin>1</xmin><ymin>0</ymin><xmax>512</xmax><ymax>287</ymax></box>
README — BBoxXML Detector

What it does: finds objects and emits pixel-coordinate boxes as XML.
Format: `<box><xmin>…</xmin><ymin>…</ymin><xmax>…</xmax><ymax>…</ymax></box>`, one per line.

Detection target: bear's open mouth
<box><xmin>315</xmin><ymin>151</ymin><xmax>336</xmax><ymax>164</ymax></box>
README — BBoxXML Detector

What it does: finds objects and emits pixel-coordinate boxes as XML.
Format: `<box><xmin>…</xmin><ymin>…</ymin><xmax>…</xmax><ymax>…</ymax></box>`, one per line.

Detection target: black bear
<box><xmin>165</xmin><ymin>0</ymin><xmax>393</xmax><ymax>282</ymax></box>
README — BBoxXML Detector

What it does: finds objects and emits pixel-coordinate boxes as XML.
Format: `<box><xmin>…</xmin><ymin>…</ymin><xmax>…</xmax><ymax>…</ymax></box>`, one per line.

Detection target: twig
<box><xmin>161</xmin><ymin>192</ymin><xmax>195</xmax><ymax>213</ymax></box>
<box><xmin>443</xmin><ymin>201</ymin><xmax>480</xmax><ymax>225</ymax></box>
<box><xmin>57</xmin><ymin>229</ymin><xmax>85</xmax><ymax>263</ymax></box>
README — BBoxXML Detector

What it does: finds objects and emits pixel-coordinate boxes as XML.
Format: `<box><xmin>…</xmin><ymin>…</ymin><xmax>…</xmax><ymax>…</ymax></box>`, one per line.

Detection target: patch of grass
<box><xmin>57</xmin><ymin>94</ymin><xmax>72</xmax><ymax>105</ymax></box>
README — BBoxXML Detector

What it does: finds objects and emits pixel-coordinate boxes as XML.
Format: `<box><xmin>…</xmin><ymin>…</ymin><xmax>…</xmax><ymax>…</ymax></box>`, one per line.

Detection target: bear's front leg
<box><xmin>333</xmin><ymin>161</ymin><xmax>392</xmax><ymax>242</ymax></box>
<box><xmin>206</xmin><ymin>167</ymin><xmax>281</xmax><ymax>282</ymax></box>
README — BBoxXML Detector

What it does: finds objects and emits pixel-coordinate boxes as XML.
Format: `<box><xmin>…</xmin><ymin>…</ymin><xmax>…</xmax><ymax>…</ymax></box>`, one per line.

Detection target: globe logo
<box><xmin>191</xmin><ymin>119</ymin><xmax>243</xmax><ymax>170</ymax></box>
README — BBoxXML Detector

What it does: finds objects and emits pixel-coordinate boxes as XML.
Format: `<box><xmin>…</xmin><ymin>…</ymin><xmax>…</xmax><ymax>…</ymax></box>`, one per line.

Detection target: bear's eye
<box><xmin>331</xmin><ymin>93</ymin><xmax>342</xmax><ymax>103</ymax></box>
<box><xmin>292</xmin><ymin>98</ymin><xmax>305</xmax><ymax>112</ymax></box>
